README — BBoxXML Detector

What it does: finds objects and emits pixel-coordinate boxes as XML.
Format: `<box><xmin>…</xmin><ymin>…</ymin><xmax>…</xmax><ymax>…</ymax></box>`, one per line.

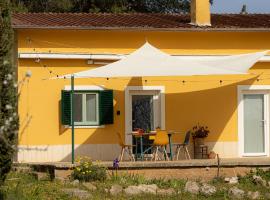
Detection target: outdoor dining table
<box><xmin>128</xmin><ymin>131</ymin><xmax>178</xmax><ymax>161</ymax></box>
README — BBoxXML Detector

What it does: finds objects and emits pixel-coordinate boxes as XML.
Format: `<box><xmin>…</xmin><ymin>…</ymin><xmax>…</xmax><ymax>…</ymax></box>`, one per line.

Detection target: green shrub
<box><xmin>71</xmin><ymin>156</ymin><xmax>107</xmax><ymax>182</ymax></box>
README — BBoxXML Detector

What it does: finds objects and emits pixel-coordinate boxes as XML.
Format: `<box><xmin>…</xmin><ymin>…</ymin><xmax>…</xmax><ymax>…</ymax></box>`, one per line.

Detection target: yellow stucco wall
<box><xmin>17</xmin><ymin>30</ymin><xmax>270</xmax><ymax>148</ymax></box>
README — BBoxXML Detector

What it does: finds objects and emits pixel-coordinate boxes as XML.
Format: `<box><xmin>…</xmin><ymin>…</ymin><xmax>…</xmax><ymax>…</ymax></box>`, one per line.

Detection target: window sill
<box><xmin>66</xmin><ymin>125</ymin><xmax>105</xmax><ymax>129</ymax></box>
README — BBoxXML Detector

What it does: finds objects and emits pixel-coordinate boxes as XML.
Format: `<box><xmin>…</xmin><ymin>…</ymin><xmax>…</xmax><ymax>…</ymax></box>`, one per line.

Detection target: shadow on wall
<box><xmin>58</xmin><ymin>75</ymin><xmax>258</xmax><ymax>162</ymax></box>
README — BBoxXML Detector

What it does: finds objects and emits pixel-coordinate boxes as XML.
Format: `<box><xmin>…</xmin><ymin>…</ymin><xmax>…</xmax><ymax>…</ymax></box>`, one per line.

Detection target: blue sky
<box><xmin>211</xmin><ymin>0</ymin><xmax>270</xmax><ymax>13</ymax></box>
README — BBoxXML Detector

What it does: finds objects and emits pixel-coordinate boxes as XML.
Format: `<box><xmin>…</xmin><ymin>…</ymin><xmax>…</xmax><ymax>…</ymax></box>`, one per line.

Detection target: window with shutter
<box><xmin>61</xmin><ymin>90</ymin><xmax>113</xmax><ymax>126</ymax></box>
<box><xmin>99</xmin><ymin>90</ymin><xmax>114</xmax><ymax>125</ymax></box>
<box><xmin>61</xmin><ymin>90</ymin><xmax>71</xmax><ymax>125</ymax></box>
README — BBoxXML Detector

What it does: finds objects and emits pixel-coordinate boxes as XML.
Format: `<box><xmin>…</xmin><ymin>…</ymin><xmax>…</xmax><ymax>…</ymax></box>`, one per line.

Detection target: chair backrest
<box><xmin>154</xmin><ymin>130</ymin><xmax>169</xmax><ymax>146</ymax></box>
<box><xmin>183</xmin><ymin>131</ymin><xmax>191</xmax><ymax>145</ymax></box>
<box><xmin>116</xmin><ymin>132</ymin><xmax>125</xmax><ymax>147</ymax></box>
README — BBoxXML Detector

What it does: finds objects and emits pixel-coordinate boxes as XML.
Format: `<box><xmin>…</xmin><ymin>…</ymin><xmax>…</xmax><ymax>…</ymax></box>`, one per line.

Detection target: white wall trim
<box><xmin>124</xmin><ymin>86</ymin><xmax>165</xmax><ymax>145</ymax></box>
<box><xmin>18</xmin><ymin>53</ymin><xmax>126</xmax><ymax>60</ymax></box>
<box><xmin>65</xmin><ymin>125</ymin><xmax>105</xmax><ymax>129</ymax></box>
<box><xmin>18</xmin><ymin>53</ymin><xmax>270</xmax><ymax>62</ymax></box>
<box><xmin>17</xmin><ymin>144</ymin><xmax>120</xmax><ymax>162</ymax></box>
<box><xmin>237</xmin><ymin>85</ymin><xmax>270</xmax><ymax>157</ymax></box>
<box><xmin>64</xmin><ymin>85</ymin><xmax>105</xmax><ymax>91</ymax></box>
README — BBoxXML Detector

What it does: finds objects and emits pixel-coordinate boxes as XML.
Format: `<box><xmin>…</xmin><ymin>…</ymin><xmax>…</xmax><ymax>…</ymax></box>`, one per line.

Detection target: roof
<box><xmin>12</xmin><ymin>13</ymin><xmax>270</xmax><ymax>31</ymax></box>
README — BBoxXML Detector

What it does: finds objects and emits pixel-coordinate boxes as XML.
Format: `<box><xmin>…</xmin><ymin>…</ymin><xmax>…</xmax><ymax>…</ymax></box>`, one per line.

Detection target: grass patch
<box><xmin>1</xmin><ymin>172</ymin><xmax>70</xmax><ymax>200</ymax></box>
<box><xmin>1</xmin><ymin>168</ymin><xmax>270</xmax><ymax>199</ymax></box>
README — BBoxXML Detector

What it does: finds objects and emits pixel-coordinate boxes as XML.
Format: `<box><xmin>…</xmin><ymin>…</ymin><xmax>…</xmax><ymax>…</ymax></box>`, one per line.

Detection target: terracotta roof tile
<box><xmin>12</xmin><ymin>13</ymin><xmax>270</xmax><ymax>30</ymax></box>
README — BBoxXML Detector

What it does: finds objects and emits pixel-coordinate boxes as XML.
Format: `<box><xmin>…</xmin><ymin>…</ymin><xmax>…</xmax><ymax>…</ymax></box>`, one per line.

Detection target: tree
<box><xmin>0</xmin><ymin>0</ymin><xmax>19</xmax><ymax>185</ymax></box>
<box><xmin>11</xmin><ymin>0</ymin><xmax>213</xmax><ymax>13</ymax></box>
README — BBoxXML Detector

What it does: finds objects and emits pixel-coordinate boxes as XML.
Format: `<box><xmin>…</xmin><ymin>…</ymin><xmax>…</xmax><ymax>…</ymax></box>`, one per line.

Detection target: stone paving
<box><xmin>14</xmin><ymin>157</ymin><xmax>270</xmax><ymax>169</ymax></box>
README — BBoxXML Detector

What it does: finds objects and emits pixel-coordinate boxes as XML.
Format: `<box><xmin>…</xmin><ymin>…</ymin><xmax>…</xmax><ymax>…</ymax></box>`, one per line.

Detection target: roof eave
<box><xmin>11</xmin><ymin>25</ymin><xmax>270</xmax><ymax>32</ymax></box>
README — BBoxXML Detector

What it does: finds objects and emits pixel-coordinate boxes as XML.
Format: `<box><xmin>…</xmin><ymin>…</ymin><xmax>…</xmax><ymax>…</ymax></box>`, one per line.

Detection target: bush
<box><xmin>0</xmin><ymin>0</ymin><xmax>19</xmax><ymax>186</ymax></box>
<box><xmin>71</xmin><ymin>157</ymin><xmax>107</xmax><ymax>182</ymax></box>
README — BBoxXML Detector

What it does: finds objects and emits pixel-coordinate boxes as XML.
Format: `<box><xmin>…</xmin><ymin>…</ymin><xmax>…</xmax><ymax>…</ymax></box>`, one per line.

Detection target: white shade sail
<box><xmin>54</xmin><ymin>42</ymin><xmax>268</xmax><ymax>79</ymax></box>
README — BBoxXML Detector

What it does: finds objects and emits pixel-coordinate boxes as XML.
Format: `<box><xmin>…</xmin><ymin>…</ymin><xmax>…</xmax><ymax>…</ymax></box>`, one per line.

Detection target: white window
<box><xmin>74</xmin><ymin>93</ymin><xmax>99</xmax><ymax>125</ymax></box>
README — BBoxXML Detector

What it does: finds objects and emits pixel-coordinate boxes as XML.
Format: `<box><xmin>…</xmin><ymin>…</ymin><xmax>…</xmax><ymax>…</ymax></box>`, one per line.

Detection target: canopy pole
<box><xmin>71</xmin><ymin>75</ymin><xmax>75</xmax><ymax>164</ymax></box>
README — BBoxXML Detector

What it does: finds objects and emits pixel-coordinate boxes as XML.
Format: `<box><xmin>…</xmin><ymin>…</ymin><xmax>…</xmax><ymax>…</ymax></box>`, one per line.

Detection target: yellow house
<box><xmin>12</xmin><ymin>1</ymin><xmax>270</xmax><ymax>162</ymax></box>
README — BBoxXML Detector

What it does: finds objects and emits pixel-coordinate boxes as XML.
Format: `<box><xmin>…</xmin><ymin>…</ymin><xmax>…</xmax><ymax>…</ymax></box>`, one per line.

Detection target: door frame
<box><xmin>238</xmin><ymin>85</ymin><xmax>270</xmax><ymax>157</ymax></box>
<box><xmin>125</xmin><ymin>86</ymin><xmax>165</xmax><ymax>145</ymax></box>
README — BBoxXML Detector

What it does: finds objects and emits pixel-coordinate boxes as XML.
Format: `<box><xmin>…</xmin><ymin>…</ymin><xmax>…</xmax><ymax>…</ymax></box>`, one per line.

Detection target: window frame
<box><xmin>73</xmin><ymin>92</ymin><xmax>99</xmax><ymax>126</ymax></box>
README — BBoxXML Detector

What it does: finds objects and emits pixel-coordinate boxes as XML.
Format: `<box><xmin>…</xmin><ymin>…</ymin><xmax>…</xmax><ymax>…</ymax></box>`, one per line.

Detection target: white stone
<box><xmin>200</xmin><ymin>183</ymin><xmax>216</xmax><ymax>196</ymax></box>
<box><xmin>247</xmin><ymin>191</ymin><xmax>260</xmax><ymax>200</ymax></box>
<box><xmin>124</xmin><ymin>186</ymin><xmax>142</xmax><ymax>195</ymax></box>
<box><xmin>72</xmin><ymin>179</ymin><xmax>80</xmax><ymax>186</ymax></box>
<box><xmin>62</xmin><ymin>188</ymin><xmax>91</xmax><ymax>199</ymax></box>
<box><xmin>184</xmin><ymin>181</ymin><xmax>200</xmax><ymax>194</ymax></box>
<box><xmin>157</xmin><ymin>188</ymin><xmax>175</xmax><ymax>196</ymax></box>
<box><xmin>110</xmin><ymin>184</ymin><xmax>123</xmax><ymax>196</ymax></box>
<box><xmin>83</xmin><ymin>182</ymin><xmax>97</xmax><ymax>191</ymax></box>
<box><xmin>253</xmin><ymin>175</ymin><xmax>267</xmax><ymax>186</ymax></box>
<box><xmin>225</xmin><ymin>177</ymin><xmax>238</xmax><ymax>184</ymax></box>
<box><xmin>228</xmin><ymin>187</ymin><xmax>245</xmax><ymax>199</ymax></box>
<box><xmin>137</xmin><ymin>184</ymin><xmax>158</xmax><ymax>194</ymax></box>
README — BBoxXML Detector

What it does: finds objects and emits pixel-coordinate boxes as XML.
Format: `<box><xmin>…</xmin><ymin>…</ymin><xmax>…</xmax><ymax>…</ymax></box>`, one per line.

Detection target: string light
<box><xmin>25</xmin><ymin>36</ymin><xmax>270</xmax><ymax>85</ymax></box>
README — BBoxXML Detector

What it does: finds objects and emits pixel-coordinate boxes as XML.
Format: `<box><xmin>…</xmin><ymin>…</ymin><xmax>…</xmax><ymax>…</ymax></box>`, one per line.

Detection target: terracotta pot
<box><xmin>195</xmin><ymin>137</ymin><xmax>205</xmax><ymax>146</ymax></box>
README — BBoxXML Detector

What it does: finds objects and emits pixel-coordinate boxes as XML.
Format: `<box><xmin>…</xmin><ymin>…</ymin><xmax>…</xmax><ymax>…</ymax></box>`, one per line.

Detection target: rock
<box><xmin>72</xmin><ymin>179</ymin><xmax>80</xmax><ymax>186</ymax></box>
<box><xmin>184</xmin><ymin>181</ymin><xmax>200</xmax><ymax>194</ymax></box>
<box><xmin>225</xmin><ymin>177</ymin><xmax>238</xmax><ymax>184</ymax></box>
<box><xmin>124</xmin><ymin>186</ymin><xmax>142</xmax><ymax>195</ymax></box>
<box><xmin>205</xmin><ymin>167</ymin><xmax>210</xmax><ymax>171</ymax></box>
<box><xmin>247</xmin><ymin>191</ymin><xmax>260</xmax><ymax>199</ymax></box>
<box><xmin>62</xmin><ymin>188</ymin><xmax>91</xmax><ymax>199</ymax></box>
<box><xmin>157</xmin><ymin>188</ymin><xmax>175</xmax><ymax>196</ymax></box>
<box><xmin>230</xmin><ymin>177</ymin><xmax>238</xmax><ymax>184</ymax></box>
<box><xmin>124</xmin><ymin>184</ymin><xmax>158</xmax><ymax>195</ymax></box>
<box><xmin>253</xmin><ymin>175</ymin><xmax>267</xmax><ymax>186</ymax></box>
<box><xmin>83</xmin><ymin>182</ymin><xmax>97</xmax><ymax>191</ymax></box>
<box><xmin>110</xmin><ymin>185</ymin><xmax>123</xmax><ymax>196</ymax></box>
<box><xmin>224</xmin><ymin>177</ymin><xmax>230</xmax><ymax>182</ymax></box>
<box><xmin>137</xmin><ymin>184</ymin><xmax>158</xmax><ymax>194</ymax></box>
<box><xmin>228</xmin><ymin>187</ymin><xmax>245</xmax><ymax>199</ymax></box>
<box><xmin>200</xmin><ymin>183</ymin><xmax>216</xmax><ymax>196</ymax></box>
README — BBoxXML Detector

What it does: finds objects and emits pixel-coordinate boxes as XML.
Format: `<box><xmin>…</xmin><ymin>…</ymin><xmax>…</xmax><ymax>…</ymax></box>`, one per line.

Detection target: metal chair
<box><xmin>174</xmin><ymin>131</ymin><xmax>191</xmax><ymax>160</ymax></box>
<box><xmin>116</xmin><ymin>132</ymin><xmax>135</xmax><ymax>162</ymax></box>
<box><xmin>151</xmin><ymin>130</ymin><xmax>169</xmax><ymax>161</ymax></box>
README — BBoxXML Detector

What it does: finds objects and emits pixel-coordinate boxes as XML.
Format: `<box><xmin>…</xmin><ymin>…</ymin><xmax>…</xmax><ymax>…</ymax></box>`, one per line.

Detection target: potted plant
<box><xmin>191</xmin><ymin>124</ymin><xmax>209</xmax><ymax>146</ymax></box>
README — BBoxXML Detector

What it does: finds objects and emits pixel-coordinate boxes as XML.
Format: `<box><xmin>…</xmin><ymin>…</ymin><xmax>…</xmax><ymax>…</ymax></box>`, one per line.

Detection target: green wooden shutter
<box><xmin>61</xmin><ymin>90</ymin><xmax>71</xmax><ymax>125</ymax></box>
<box><xmin>99</xmin><ymin>90</ymin><xmax>114</xmax><ymax>125</ymax></box>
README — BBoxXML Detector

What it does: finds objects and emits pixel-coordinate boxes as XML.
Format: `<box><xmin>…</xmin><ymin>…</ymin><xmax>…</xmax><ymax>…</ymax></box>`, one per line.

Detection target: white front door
<box><xmin>125</xmin><ymin>86</ymin><xmax>165</xmax><ymax>145</ymax></box>
<box><xmin>240</xmin><ymin>91</ymin><xmax>269</xmax><ymax>156</ymax></box>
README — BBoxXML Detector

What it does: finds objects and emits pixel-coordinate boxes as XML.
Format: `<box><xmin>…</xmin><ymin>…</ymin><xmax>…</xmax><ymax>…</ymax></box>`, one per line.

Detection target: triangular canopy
<box><xmin>55</xmin><ymin>42</ymin><xmax>268</xmax><ymax>79</ymax></box>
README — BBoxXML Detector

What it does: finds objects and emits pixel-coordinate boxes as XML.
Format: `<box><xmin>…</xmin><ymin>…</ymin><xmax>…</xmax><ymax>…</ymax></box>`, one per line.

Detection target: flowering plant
<box><xmin>191</xmin><ymin>124</ymin><xmax>209</xmax><ymax>138</ymax></box>
<box><xmin>134</xmin><ymin>128</ymin><xmax>145</xmax><ymax>135</ymax></box>
<box><xmin>72</xmin><ymin>156</ymin><xmax>107</xmax><ymax>182</ymax></box>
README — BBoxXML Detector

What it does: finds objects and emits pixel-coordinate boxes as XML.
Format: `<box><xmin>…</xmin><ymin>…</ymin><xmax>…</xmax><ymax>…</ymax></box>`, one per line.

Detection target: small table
<box><xmin>129</xmin><ymin>131</ymin><xmax>179</xmax><ymax>161</ymax></box>
<box><xmin>128</xmin><ymin>132</ymin><xmax>156</xmax><ymax>160</ymax></box>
